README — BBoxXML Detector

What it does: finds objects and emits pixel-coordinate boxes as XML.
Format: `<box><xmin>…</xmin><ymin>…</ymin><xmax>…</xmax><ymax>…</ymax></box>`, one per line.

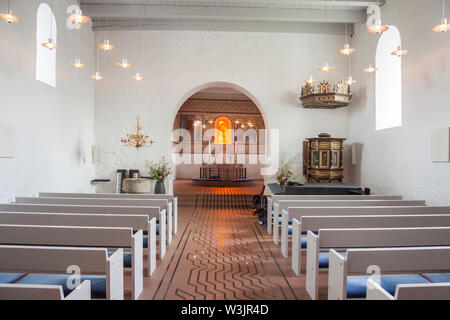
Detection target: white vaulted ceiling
<box><xmin>80</xmin><ymin>0</ymin><xmax>384</xmax><ymax>34</ymax></box>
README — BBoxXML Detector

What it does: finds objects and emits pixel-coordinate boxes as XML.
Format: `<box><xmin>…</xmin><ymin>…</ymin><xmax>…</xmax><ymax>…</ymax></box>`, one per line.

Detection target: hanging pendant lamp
<box><xmin>433</xmin><ymin>0</ymin><xmax>449</xmax><ymax>32</ymax></box>
<box><xmin>305</xmin><ymin>74</ymin><xmax>317</xmax><ymax>85</ymax></box>
<box><xmin>339</xmin><ymin>43</ymin><xmax>356</xmax><ymax>56</ymax></box>
<box><xmin>319</xmin><ymin>62</ymin><xmax>333</xmax><ymax>72</ymax></box>
<box><xmin>391</xmin><ymin>45</ymin><xmax>408</xmax><ymax>57</ymax></box>
<box><xmin>71</xmin><ymin>58</ymin><xmax>85</xmax><ymax>70</ymax></box>
<box><xmin>118</xmin><ymin>59</ymin><xmax>132</xmax><ymax>70</ymax></box>
<box><xmin>368</xmin><ymin>19</ymin><xmax>389</xmax><ymax>34</ymax></box>
<box><xmin>364</xmin><ymin>64</ymin><xmax>377</xmax><ymax>73</ymax></box>
<box><xmin>68</xmin><ymin>9</ymin><xmax>90</xmax><ymax>25</ymax></box>
<box><xmin>132</xmin><ymin>73</ymin><xmax>144</xmax><ymax>81</ymax></box>
<box><xmin>98</xmin><ymin>39</ymin><xmax>115</xmax><ymax>51</ymax></box>
<box><xmin>0</xmin><ymin>0</ymin><xmax>19</xmax><ymax>23</ymax></box>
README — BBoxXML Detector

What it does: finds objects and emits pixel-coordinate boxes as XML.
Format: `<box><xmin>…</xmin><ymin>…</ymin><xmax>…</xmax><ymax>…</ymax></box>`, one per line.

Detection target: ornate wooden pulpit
<box><xmin>303</xmin><ymin>133</ymin><xmax>345</xmax><ymax>183</ymax></box>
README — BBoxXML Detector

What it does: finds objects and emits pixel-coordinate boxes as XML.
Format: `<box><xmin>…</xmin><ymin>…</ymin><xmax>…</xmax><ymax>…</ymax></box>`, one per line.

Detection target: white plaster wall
<box><xmin>349</xmin><ymin>0</ymin><xmax>450</xmax><ymax>205</ymax></box>
<box><xmin>94</xmin><ymin>30</ymin><xmax>352</xmax><ymax>192</ymax></box>
<box><xmin>0</xmin><ymin>0</ymin><xmax>96</xmax><ymax>202</ymax></box>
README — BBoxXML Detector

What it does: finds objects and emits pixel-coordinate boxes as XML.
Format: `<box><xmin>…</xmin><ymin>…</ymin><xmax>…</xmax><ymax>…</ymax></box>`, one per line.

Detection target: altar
<box><xmin>199</xmin><ymin>164</ymin><xmax>247</xmax><ymax>180</ymax></box>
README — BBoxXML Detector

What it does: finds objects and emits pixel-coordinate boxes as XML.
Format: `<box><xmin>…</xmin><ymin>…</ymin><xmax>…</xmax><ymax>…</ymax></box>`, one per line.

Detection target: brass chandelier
<box><xmin>121</xmin><ymin>117</ymin><xmax>153</xmax><ymax>150</ymax></box>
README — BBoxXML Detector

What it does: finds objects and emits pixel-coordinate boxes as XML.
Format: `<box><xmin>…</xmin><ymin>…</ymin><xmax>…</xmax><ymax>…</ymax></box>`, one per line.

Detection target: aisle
<box><xmin>143</xmin><ymin>186</ymin><xmax>302</xmax><ymax>300</ymax></box>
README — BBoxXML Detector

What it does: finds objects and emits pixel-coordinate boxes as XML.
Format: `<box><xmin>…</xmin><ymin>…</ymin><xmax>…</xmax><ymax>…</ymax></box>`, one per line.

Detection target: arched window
<box><xmin>36</xmin><ymin>3</ymin><xmax>57</xmax><ymax>87</ymax></box>
<box><xmin>375</xmin><ymin>25</ymin><xmax>402</xmax><ymax>130</ymax></box>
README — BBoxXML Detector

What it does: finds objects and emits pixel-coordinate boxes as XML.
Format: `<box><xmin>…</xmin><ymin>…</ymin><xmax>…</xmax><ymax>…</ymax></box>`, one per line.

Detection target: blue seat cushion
<box><xmin>142</xmin><ymin>226</ymin><xmax>160</xmax><ymax>248</ymax></box>
<box><xmin>278</xmin><ymin>218</ymin><xmax>293</xmax><ymax>225</ymax></box>
<box><xmin>300</xmin><ymin>237</ymin><xmax>307</xmax><ymax>249</ymax></box>
<box><xmin>141</xmin><ymin>224</ymin><xmax>160</xmax><ymax>236</ymax></box>
<box><xmin>422</xmin><ymin>273</ymin><xmax>450</xmax><ymax>283</ymax></box>
<box><xmin>16</xmin><ymin>273</ymin><xmax>107</xmax><ymax>299</ymax></box>
<box><xmin>346</xmin><ymin>274</ymin><xmax>430</xmax><ymax>299</ymax></box>
<box><xmin>0</xmin><ymin>273</ymin><xmax>26</xmax><ymax>284</ymax></box>
<box><xmin>108</xmin><ymin>251</ymin><xmax>132</xmax><ymax>268</ymax></box>
<box><xmin>318</xmin><ymin>252</ymin><xmax>347</xmax><ymax>269</ymax></box>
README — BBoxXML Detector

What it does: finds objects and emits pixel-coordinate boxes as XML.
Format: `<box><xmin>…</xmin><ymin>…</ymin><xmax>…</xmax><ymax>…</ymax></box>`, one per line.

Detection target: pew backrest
<box><xmin>15</xmin><ymin>197</ymin><xmax>168</xmax><ymax>211</ymax></box>
<box><xmin>0</xmin><ymin>245</ymin><xmax>124</xmax><ymax>300</ymax></box>
<box><xmin>367</xmin><ymin>279</ymin><xmax>450</xmax><ymax>300</ymax></box>
<box><xmin>272</xmin><ymin>200</ymin><xmax>426</xmax><ymax>244</ymax></box>
<box><xmin>266</xmin><ymin>195</ymin><xmax>403</xmax><ymax>235</ymax></box>
<box><xmin>308</xmin><ymin>228</ymin><xmax>450</xmax><ymax>300</ymax></box>
<box><xmin>38</xmin><ymin>192</ymin><xmax>179</xmax><ymax>234</ymax></box>
<box><xmin>0</xmin><ymin>203</ymin><xmax>160</xmax><ymax>217</ymax></box>
<box><xmin>0</xmin><ymin>224</ymin><xmax>142</xmax><ymax>300</ymax></box>
<box><xmin>0</xmin><ymin>212</ymin><xmax>157</xmax><ymax>277</ymax></box>
<box><xmin>329</xmin><ymin>246</ymin><xmax>450</xmax><ymax>300</ymax></box>
<box><xmin>16</xmin><ymin>196</ymin><xmax>173</xmax><ymax>243</ymax></box>
<box><xmin>291</xmin><ymin>214</ymin><xmax>450</xmax><ymax>276</ymax></box>
<box><xmin>277</xmin><ymin>204</ymin><xmax>439</xmax><ymax>252</ymax></box>
<box><xmin>39</xmin><ymin>192</ymin><xmax>174</xmax><ymax>201</ymax></box>
<box><xmin>0</xmin><ymin>281</ymin><xmax>91</xmax><ymax>300</ymax></box>
<box><xmin>0</xmin><ymin>203</ymin><xmax>166</xmax><ymax>260</ymax></box>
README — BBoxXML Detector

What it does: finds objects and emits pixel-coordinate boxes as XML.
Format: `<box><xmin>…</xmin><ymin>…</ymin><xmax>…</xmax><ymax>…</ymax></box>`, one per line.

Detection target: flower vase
<box><xmin>155</xmin><ymin>180</ymin><xmax>166</xmax><ymax>194</ymax></box>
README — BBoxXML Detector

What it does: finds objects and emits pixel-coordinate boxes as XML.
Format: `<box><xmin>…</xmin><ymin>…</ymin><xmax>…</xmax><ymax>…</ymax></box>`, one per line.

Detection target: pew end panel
<box><xmin>159</xmin><ymin>209</ymin><xmax>167</xmax><ymax>259</ymax></box>
<box><xmin>366</xmin><ymin>279</ymin><xmax>395</xmax><ymax>300</ymax></box>
<box><xmin>148</xmin><ymin>218</ymin><xmax>157</xmax><ymax>276</ymax></box>
<box><xmin>267</xmin><ymin>197</ymin><xmax>273</xmax><ymax>235</ymax></box>
<box><xmin>0</xmin><ymin>281</ymin><xmax>92</xmax><ymax>300</ymax></box>
<box><xmin>291</xmin><ymin>218</ymin><xmax>302</xmax><ymax>276</ymax></box>
<box><xmin>106</xmin><ymin>249</ymin><xmax>124</xmax><ymax>300</ymax></box>
<box><xmin>173</xmin><ymin>197</ymin><xmax>178</xmax><ymax>234</ymax></box>
<box><xmin>64</xmin><ymin>280</ymin><xmax>92</xmax><ymax>300</ymax></box>
<box><xmin>328</xmin><ymin>249</ymin><xmax>347</xmax><ymax>300</ymax></box>
<box><xmin>273</xmin><ymin>202</ymin><xmax>280</xmax><ymax>245</ymax></box>
<box><xmin>132</xmin><ymin>230</ymin><xmax>143</xmax><ymax>300</ymax></box>
<box><xmin>281</xmin><ymin>209</ymin><xmax>290</xmax><ymax>258</ymax></box>
<box><xmin>305</xmin><ymin>231</ymin><xmax>320</xmax><ymax>300</ymax></box>
<box><xmin>167</xmin><ymin>202</ymin><xmax>173</xmax><ymax>245</ymax></box>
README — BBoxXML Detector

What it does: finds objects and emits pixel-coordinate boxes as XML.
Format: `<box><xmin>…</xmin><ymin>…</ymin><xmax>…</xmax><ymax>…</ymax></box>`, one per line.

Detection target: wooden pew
<box><xmin>0</xmin><ymin>245</ymin><xmax>123</xmax><ymax>300</ymax></box>
<box><xmin>329</xmin><ymin>246</ymin><xmax>450</xmax><ymax>300</ymax></box>
<box><xmin>39</xmin><ymin>192</ymin><xmax>179</xmax><ymax>234</ymax></box>
<box><xmin>0</xmin><ymin>212</ymin><xmax>156</xmax><ymax>277</ymax></box>
<box><xmin>0</xmin><ymin>224</ymin><xmax>143</xmax><ymax>300</ymax></box>
<box><xmin>291</xmin><ymin>214</ymin><xmax>450</xmax><ymax>276</ymax></box>
<box><xmin>15</xmin><ymin>196</ymin><xmax>174</xmax><ymax>245</ymax></box>
<box><xmin>307</xmin><ymin>227</ymin><xmax>450</xmax><ymax>300</ymax></box>
<box><xmin>367</xmin><ymin>280</ymin><xmax>450</xmax><ymax>300</ymax></box>
<box><xmin>0</xmin><ymin>203</ymin><xmax>166</xmax><ymax>259</ymax></box>
<box><xmin>282</xmin><ymin>206</ymin><xmax>450</xmax><ymax>259</ymax></box>
<box><xmin>267</xmin><ymin>195</ymin><xmax>402</xmax><ymax>235</ymax></box>
<box><xmin>0</xmin><ymin>281</ymin><xmax>91</xmax><ymax>300</ymax></box>
<box><xmin>275</xmin><ymin>199</ymin><xmax>426</xmax><ymax>250</ymax></box>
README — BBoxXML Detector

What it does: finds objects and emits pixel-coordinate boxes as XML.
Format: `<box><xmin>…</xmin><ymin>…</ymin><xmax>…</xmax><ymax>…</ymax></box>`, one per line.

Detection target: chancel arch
<box><xmin>172</xmin><ymin>84</ymin><xmax>267</xmax><ymax>181</ymax></box>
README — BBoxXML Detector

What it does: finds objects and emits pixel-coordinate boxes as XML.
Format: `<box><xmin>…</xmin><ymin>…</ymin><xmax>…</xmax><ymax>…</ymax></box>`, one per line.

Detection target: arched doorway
<box><xmin>171</xmin><ymin>83</ymin><xmax>267</xmax><ymax>184</ymax></box>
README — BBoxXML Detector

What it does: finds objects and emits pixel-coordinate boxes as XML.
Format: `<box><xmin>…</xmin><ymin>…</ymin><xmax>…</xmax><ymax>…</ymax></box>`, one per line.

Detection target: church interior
<box><xmin>0</xmin><ymin>0</ymin><xmax>450</xmax><ymax>303</ymax></box>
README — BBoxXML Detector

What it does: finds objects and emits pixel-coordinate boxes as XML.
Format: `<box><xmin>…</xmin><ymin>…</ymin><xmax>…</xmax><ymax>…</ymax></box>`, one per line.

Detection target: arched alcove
<box><xmin>376</xmin><ymin>25</ymin><xmax>403</xmax><ymax>130</ymax></box>
<box><xmin>171</xmin><ymin>82</ymin><xmax>268</xmax><ymax>181</ymax></box>
<box><xmin>36</xmin><ymin>3</ymin><xmax>57</xmax><ymax>87</ymax></box>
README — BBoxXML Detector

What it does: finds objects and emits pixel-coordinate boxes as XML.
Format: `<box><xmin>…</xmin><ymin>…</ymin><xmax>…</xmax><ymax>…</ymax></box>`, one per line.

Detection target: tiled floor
<box><xmin>139</xmin><ymin>180</ymin><xmax>316</xmax><ymax>300</ymax></box>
